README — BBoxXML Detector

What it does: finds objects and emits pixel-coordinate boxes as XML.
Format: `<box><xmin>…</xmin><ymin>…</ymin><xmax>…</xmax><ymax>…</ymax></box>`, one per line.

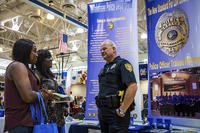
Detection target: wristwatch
<box><xmin>118</xmin><ymin>108</ymin><xmax>125</xmax><ymax>117</ymax></box>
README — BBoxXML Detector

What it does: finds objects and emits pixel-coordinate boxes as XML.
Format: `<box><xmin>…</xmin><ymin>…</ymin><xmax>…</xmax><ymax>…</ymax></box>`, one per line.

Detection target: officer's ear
<box><xmin>112</xmin><ymin>45</ymin><xmax>117</xmax><ymax>50</ymax></box>
<box><xmin>113</xmin><ymin>47</ymin><xmax>117</xmax><ymax>55</ymax></box>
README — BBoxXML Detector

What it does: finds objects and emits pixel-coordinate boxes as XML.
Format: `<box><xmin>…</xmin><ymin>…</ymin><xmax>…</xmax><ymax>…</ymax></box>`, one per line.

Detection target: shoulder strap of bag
<box><xmin>37</xmin><ymin>92</ymin><xmax>48</xmax><ymax>123</ymax></box>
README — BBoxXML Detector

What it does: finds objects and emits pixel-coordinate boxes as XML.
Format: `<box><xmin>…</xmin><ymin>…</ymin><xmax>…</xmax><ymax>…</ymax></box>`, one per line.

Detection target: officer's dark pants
<box><xmin>98</xmin><ymin>107</ymin><xmax>130</xmax><ymax>133</ymax></box>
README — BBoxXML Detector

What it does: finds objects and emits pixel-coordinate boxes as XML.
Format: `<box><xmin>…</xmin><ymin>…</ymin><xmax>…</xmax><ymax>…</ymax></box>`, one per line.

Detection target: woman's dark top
<box><xmin>4</xmin><ymin>64</ymin><xmax>38</xmax><ymax>131</ymax></box>
<box><xmin>39</xmin><ymin>74</ymin><xmax>66</xmax><ymax>127</ymax></box>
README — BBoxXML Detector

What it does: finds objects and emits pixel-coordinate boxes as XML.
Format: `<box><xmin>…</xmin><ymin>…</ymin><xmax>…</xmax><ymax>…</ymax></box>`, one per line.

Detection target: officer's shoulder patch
<box><xmin>124</xmin><ymin>63</ymin><xmax>133</xmax><ymax>72</ymax></box>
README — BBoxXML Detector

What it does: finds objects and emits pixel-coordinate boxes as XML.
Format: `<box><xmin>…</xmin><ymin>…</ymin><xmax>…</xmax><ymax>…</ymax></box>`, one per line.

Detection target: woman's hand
<box><xmin>40</xmin><ymin>85</ymin><xmax>55</xmax><ymax>101</ymax></box>
<box><xmin>40</xmin><ymin>89</ymin><xmax>52</xmax><ymax>101</ymax></box>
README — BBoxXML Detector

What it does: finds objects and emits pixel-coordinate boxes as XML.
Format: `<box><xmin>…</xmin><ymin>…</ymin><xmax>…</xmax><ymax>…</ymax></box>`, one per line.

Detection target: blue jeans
<box><xmin>9</xmin><ymin>126</ymin><xmax>33</xmax><ymax>133</ymax></box>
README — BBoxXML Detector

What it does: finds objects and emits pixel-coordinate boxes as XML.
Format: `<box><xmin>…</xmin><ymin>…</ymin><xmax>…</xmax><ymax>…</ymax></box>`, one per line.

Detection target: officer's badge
<box><xmin>107</xmin><ymin>21</ymin><xmax>114</xmax><ymax>30</ymax></box>
<box><xmin>110</xmin><ymin>63</ymin><xmax>116</xmax><ymax>69</ymax></box>
<box><xmin>155</xmin><ymin>8</ymin><xmax>189</xmax><ymax>57</ymax></box>
<box><xmin>124</xmin><ymin>63</ymin><xmax>133</xmax><ymax>72</ymax></box>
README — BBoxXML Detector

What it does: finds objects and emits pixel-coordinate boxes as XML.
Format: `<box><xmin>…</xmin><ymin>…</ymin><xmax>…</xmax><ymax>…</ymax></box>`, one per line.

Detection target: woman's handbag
<box><xmin>30</xmin><ymin>92</ymin><xmax>58</xmax><ymax>133</ymax></box>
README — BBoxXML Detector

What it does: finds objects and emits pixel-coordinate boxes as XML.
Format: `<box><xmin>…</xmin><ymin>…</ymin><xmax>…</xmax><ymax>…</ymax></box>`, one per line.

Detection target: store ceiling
<box><xmin>0</xmin><ymin>0</ymin><xmax>147</xmax><ymax>70</ymax></box>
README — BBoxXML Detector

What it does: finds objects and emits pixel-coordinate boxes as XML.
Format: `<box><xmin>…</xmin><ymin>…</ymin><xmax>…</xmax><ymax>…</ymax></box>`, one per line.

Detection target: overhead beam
<box><xmin>26</xmin><ymin>0</ymin><xmax>88</xmax><ymax>29</ymax></box>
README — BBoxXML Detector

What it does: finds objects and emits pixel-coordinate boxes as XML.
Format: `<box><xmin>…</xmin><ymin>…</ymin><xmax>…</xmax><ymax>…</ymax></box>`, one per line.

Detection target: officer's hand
<box><xmin>116</xmin><ymin>108</ymin><xmax>126</xmax><ymax>117</ymax></box>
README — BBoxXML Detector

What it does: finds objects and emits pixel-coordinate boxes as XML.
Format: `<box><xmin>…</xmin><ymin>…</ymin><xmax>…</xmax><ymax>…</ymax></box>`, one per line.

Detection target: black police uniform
<box><xmin>96</xmin><ymin>56</ymin><xmax>136</xmax><ymax>133</ymax></box>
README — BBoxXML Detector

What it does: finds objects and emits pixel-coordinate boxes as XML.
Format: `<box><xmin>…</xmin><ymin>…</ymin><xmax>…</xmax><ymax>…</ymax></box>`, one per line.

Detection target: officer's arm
<box><xmin>120</xmin><ymin>82</ymin><xmax>137</xmax><ymax>113</ymax></box>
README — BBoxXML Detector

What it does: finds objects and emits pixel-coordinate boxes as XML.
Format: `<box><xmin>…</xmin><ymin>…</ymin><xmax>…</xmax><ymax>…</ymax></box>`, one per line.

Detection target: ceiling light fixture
<box><xmin>76</xmin><ymin>27</ymin><xmax>84</xmax><ymax>34</ymax></box>
<box><xmin>143</xmin><ymin>59</ymin><xmax>148</xmax><ymax>63</ymax></box>
<box><xmin>62</xmin><ymin>0</ymin><xmax>76</xmax><ymax>10</ymax></box>
<box><xmin>141</xmin><ymin>33</ymin><xmax>147</xmax><ymax>39</ymax></box>
<box><xmin>12</xmin><ymin>17</ymin><xmax>19</xmax><ymax>31</ymax></box>
<box><xmin>0</xmin><ymin>47</ymin><xmax>3</xmax><ymax>52</ymax></box>
<box><xmin>72</xmin><ymin>44</ymin><xmax>78</xmax><ymax>51</ymax></box>
<box><xmin>47</xmin><ymin>13</ymin><xmax>55</xmax><ymax>20</ymax></box>
<box><xmin>48</xmin><ymin>0</ymin><xmax>54</xmax><ymax>6</ymax></box>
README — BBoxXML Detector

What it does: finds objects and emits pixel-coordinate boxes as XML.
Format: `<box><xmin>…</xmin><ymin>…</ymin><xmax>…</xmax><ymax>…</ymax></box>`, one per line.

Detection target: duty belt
<box><xmin>95</xmin><ymin>95</ymin><xmax>120</xmax><ymax>108</ymax></box>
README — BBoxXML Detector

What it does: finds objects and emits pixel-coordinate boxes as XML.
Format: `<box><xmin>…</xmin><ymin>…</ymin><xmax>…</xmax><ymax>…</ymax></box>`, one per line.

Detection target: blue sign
<box><xmin>86</xmin><ymin>0</ymin><xmax>140</xmax><ymax>120</ymax></box>
<box><xmin>146</xmin><ymin>0</ymin><xmax>200</xmax><ymax>128</ymax></box>
<box><xmin>146</xmin><ymin>0</ymin><xmax>200</xmax><ymax>73</ymax></box>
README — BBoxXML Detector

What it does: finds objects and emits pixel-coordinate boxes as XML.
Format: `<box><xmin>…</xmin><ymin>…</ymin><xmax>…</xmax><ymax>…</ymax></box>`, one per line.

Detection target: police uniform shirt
<box><xmin>98</xmin><ymin>56</ymin><xmax>136</xmax><ymax>97</ymax></box>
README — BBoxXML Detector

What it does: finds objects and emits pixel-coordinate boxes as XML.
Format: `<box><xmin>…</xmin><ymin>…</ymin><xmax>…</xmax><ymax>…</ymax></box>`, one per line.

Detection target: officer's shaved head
<box><xmin>100</xmin><ymin>39</ymin><xmax>117</xmax><ymax>63</ymax></box>
<box><xmin>101</xmin><ymin>39</ymin><xmax>116</xmax><ymax>50</ymax></box>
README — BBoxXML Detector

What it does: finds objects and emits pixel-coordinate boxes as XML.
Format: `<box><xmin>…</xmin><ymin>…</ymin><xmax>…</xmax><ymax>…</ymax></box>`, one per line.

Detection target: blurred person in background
<box><xmin>69</xmin><ymin>91</ymin><xmax>74</xmax><ymax>102</ymax></box>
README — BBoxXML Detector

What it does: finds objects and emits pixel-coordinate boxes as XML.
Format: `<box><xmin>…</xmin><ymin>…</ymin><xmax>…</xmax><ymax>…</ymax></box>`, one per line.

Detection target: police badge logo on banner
<box><xmin>155</xmin><ymin>8</ymin><xmax>189</xmax><ymax>57</ymax></box>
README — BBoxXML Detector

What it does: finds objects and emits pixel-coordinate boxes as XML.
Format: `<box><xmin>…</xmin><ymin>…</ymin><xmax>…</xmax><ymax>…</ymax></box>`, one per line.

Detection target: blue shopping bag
<box><xmin>30</xmin><ymin>92</ymin><xmax>58</xmax><ymax>133</ymax></box>
<box><xmin>33</xmin><ymin>123</ymin><xmax>58</xmax><ymax>133</ymax></box>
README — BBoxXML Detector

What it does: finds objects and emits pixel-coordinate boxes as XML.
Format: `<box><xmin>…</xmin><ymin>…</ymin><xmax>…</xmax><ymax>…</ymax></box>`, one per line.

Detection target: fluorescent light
<box><xmin>12</xmin><ymin>17</ymin><xmax>19</xmax><ymax>31</ymax></box>
<box><xmin>47</xmin><ymin>13</ymin><xmax>55</xmax><ymax>20</ymax></box>
<box><xmin>0</xmin><ymin>47</ymin><xmax>3</xmax><ymax>52</ymax></box>
<box><xmin>76</xmin><ymin>27</ymin><xmax>84</xmax><ymax>34</ymax></box>
<box><xmin>141</xmin><ymin>33</ymin><xmax>147</xmax><ymax>39</ymax></box>
<box><xmin>143</xmin><ymin>59</ymin><xmax>148</xmax><ymax>63</ymax></box>
<box><xmin>72</xmin><ymin>44</ymin><xmax>78</xmax><ymax>51</ymax></box>
<box><xmin>12</xmin><ymin>24</ymin><xmax>19</xmax><ymax>31</ymax></box>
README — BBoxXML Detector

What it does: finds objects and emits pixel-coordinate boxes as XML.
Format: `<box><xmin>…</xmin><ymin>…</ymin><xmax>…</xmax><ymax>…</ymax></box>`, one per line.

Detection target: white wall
<box><xmin>70</xmin><ymin>84</ymin><xmax>86</xmax><ymax>97</ymax></box>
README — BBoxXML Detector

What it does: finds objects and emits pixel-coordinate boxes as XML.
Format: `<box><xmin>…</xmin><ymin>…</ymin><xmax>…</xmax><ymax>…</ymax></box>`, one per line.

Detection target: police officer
<box><xmin>96</xmin><ymin>40</ymin><xmax>137</xmax><ymax>133</ymax></box>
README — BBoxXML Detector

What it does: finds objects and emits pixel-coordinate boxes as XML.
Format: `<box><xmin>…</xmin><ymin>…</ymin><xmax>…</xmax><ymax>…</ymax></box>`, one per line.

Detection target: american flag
<box><xmin>58</xmin><ymin>32</ymin><xmax>68</xmax><ymax>53</ymax></box>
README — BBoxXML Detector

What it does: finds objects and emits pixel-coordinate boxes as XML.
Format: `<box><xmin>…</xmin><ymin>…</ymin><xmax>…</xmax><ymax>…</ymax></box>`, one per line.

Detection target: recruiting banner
<box><xmin>146</xmin><ymin>0</ymin><xmax>200</xmax><ymax>128</ymax></box>
<box><xmin>86</xmin><ymin>0</ymin><xmax>141</xmax><ymax>120</ymax></box>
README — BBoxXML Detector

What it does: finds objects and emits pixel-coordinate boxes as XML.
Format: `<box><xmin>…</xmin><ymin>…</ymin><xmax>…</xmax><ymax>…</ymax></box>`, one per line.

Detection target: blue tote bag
<box><xmin>30</xmin><ymin>92</ymin><xmax>58</xmax><ymax>133</ymax></box>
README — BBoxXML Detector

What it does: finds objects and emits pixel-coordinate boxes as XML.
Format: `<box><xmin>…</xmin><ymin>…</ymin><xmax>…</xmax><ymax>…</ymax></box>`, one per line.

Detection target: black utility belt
<box><xmin>95</xmin><ymin>95</ymin><xmax>120</xmax><ymax>108</ymax></box>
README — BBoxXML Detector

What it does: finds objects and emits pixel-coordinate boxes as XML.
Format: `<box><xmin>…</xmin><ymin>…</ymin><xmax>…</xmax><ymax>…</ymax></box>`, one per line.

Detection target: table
<box><xmin>129</xmin><ymin>125</ymin><xmax>150</xmax><ymax>133</ymax></box>
<box><xmin>68</xmin><ymin>121</ymin><xmax>150</xmax><ymax>133</ymax></box>
<box><xmin>69</xmin><ymin>123</ymin><xmax>100</xmax><ymax>133</ymax></box>
<box><xmin>65</xmin><ymin>121</ymin><xmax>81</xmax><ymax>133</ymax></box>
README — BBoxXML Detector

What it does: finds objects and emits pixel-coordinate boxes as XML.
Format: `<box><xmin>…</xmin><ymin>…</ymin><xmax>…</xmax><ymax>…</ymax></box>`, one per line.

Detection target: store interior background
<box><xmin>0</xmin><ymin>0</ymin><xmax>148</xmax><ymax>114</ymax></box>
